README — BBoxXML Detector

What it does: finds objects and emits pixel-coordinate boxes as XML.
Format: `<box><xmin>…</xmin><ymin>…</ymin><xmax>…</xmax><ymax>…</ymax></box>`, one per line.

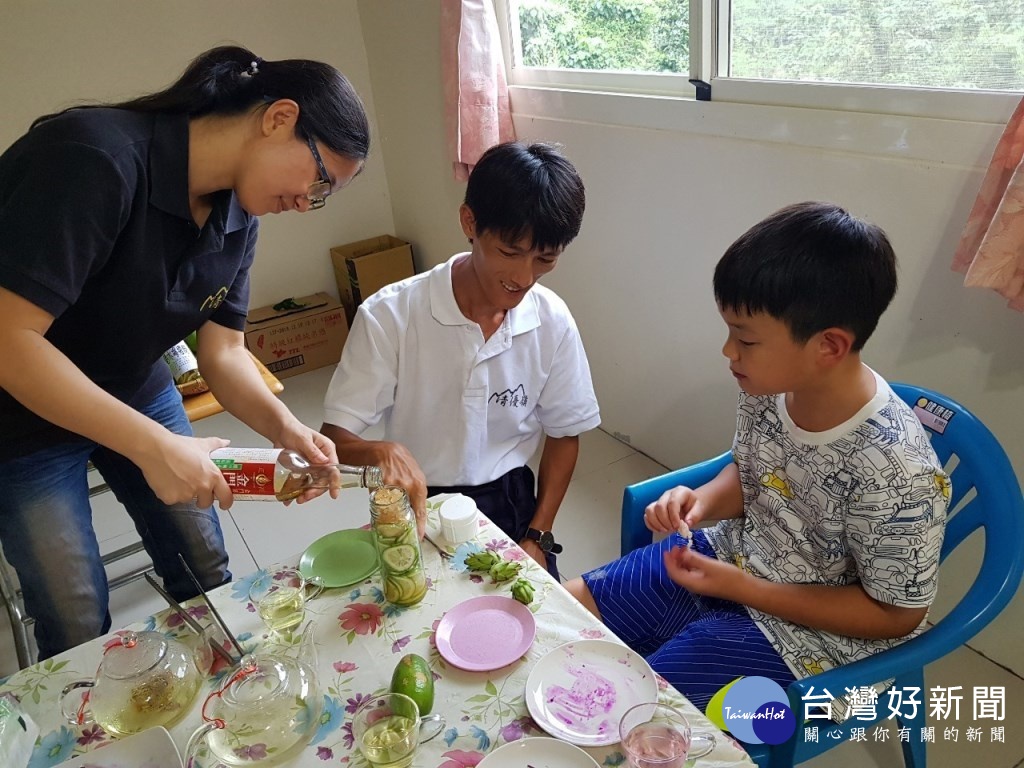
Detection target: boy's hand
<box><xmin>644</xmin><ymin>486</ymin><xmax>706</xmax><ymax>534</ymax></box>
<box><xmin>663</xmin><ymin>545</ymin><xmax>746</xmax><ymax>601</ymax></box>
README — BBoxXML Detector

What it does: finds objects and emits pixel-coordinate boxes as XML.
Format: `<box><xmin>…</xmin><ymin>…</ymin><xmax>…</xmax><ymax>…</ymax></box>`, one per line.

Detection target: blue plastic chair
<box><xmin>619</xmin><ymin>383</ymin><xmax>1024</xmax><ymax>767</ymax></box>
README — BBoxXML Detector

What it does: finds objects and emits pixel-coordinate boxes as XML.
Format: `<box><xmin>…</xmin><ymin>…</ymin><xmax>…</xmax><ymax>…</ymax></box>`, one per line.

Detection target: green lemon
<box><xmin>390</xmin><ymin>653</ymin><xmax>434</xmax><ymax>715</ymax></box>
<box><xmin>381</xmin><ymin>544</ymin><xmax>418</xmax><ymax>575</ymax></box>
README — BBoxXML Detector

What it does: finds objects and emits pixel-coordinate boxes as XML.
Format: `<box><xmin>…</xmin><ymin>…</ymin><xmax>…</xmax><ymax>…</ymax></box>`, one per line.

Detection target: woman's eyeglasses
<box><xmin>306</xmin><ymin>136</ymin><xmax>332</xmax><ymax>210</ymax></box>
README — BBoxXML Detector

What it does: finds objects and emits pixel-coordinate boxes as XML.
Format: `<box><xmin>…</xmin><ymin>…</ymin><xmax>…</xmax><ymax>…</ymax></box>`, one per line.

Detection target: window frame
<box><xmin>493</xmin><ymin>0</ymin><xmax>1023</xmax><ymax>125</ymax></box>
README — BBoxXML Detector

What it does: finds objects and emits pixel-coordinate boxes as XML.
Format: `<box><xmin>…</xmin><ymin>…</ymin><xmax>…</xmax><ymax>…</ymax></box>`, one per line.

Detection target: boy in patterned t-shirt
<box><xmin>566</xmin><ymin>202</ymin><xmax>949</xmax><ymax>710</ymax></box>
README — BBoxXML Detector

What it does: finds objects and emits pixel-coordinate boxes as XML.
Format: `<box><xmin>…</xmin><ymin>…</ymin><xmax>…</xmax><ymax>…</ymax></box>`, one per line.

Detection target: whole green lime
<box><xmin>390</xmin><ymin>653</ymin><xmax>434</xmax><ymax>715</ymax></box>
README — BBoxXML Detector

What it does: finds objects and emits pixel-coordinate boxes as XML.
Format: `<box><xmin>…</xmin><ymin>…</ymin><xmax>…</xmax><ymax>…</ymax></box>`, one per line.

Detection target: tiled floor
<box><xmin>2</xmin><ymin>366</ymin><xmax>1021</xmax><ymax>767</ymax></box>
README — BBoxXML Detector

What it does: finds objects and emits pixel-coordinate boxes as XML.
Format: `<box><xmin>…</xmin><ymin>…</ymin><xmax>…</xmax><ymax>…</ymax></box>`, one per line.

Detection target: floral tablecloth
<box><xmin>1</xmin><ymin>496</ymin><xmax>754</xmax><ymax>768</ymax></box>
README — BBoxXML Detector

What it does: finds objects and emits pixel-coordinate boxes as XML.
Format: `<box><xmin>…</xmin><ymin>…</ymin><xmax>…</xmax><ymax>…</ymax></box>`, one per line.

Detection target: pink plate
<box><xmin>435</xmin><ymin>595</ymin><xmax>536</xmax><ymax>671</ymax></box>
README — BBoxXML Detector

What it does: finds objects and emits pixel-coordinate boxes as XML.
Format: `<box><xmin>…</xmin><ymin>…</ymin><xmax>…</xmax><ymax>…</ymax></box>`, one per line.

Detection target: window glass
<box><xmin>516</xmin><ymin>0</ymin><xmax>689</xmax><ymax>73</ymax></box>
<box><xmin>729</xmin><ymin>0</ymin><xmax>1024</xmax><ymax>91</ymax></box>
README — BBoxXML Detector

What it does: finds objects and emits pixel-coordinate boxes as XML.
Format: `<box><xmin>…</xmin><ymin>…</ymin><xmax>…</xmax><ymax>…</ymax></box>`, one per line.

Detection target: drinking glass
<box><xmin>618</xmin><ymin>702</ymin><xmax>716</xmax><ymax>768</ymax></box>
<box><xmin>248</xmin><ymin>568</ymin><xmax>324</xmax><ymax>635</ymax></box>
<box><xmin>352</xmin><ymin>693</ymin><xmax>422</xmax><ymax>768</ymax></box>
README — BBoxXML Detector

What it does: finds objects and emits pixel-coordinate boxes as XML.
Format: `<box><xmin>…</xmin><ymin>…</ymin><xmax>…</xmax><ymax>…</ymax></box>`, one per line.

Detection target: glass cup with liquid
<box><xmin>352</xmin><ymin>693</ymin><xmax>445</xmax><ymax>768</ymax></box>
<box><xmin>248</xmin><ymin>568</ymin><xmax>324</xmax><ymax>635</ymax></box>
<box><xmin>618</xmin><ymin>702</ymin><xmax>716</xmax><ymax>768</ymax></box>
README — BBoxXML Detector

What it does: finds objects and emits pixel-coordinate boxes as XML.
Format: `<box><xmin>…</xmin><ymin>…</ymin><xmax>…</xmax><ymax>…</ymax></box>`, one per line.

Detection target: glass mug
<box><xmin>248</xmin><ymin>568</ymin><xmax>324</xmax><ymax>634</ymax></box>
<box><xmin>618</xmin><ymin>702</ymin><xmax>716</xmax><ymax>768</ymax></box>
<box><xmin>351</xmin><ymin>693</ymin><xmax>444</xmax><ymax>768</ymax></box>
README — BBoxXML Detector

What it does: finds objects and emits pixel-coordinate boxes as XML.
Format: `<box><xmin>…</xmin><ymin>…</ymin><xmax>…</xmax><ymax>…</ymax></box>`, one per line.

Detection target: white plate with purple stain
<box><xmin>524</xmin><ymin>639</ymin><xmax>659</xmax><ymax>747</ymax></box>
<box><xmin>477</xmin><ymin>736</ymin><xmax>600</xmax><ymax>767</ymax></box>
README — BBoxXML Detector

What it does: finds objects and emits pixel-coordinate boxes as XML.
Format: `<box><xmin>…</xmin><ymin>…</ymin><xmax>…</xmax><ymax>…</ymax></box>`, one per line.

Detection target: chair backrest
<box><xmin>889</xmin><ymin>383</ymin><xmax>1024</xmax><ymax>641</ymax></box>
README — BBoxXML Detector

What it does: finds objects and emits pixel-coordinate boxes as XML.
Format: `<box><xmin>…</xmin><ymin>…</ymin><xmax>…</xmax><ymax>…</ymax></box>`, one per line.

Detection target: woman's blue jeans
<box><xmin>0</xmin><ymin>382</ymin><xmax>230</xmax><ymax>659</ymax></box>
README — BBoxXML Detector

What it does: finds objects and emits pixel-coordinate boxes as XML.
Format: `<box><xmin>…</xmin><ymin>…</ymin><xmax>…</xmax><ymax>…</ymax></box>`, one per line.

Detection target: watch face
<box><xmin>538</xmin><ymin>531</ymin><xmax>555</xmax><ymax>552</ymax></box>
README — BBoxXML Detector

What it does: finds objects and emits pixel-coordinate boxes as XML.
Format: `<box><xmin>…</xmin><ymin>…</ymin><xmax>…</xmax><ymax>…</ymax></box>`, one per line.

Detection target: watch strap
<box><xmin>525</xmin><ymin>527</ymin><xmax>564</xmax><ymax>555</ymax></box>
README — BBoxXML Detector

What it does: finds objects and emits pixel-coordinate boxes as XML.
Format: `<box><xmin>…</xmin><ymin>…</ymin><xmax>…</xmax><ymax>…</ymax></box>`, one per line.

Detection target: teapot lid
<box><xmin>225</xmin><ymin>654</ymin><xmax>307</xmax><ymax>704</ymax></box>
<box><xmin>101</xmin><ymin>631</ymin><xmax>168</xmax><ymax>680</ymax></box>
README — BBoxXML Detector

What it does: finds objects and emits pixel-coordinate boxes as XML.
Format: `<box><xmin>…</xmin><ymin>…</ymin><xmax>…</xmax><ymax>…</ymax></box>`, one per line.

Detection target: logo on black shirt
<box><xmin>490</xmin><ymin>384</ymin><xmax>528</xmax><ymax>408</ymax></box>
<box><xmin>201</xmin><ymin>286</ymin><xmax>228</xmax><ymax>312</ymax></box>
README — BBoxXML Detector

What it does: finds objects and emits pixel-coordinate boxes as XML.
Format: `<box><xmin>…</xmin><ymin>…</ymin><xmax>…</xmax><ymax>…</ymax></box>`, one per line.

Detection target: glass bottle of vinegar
<box><xmin>210</xmin><ymin>448</ymin><xmax>383</xmax><ymax>501</ymax></box>
<box><xmin>370</xmin><ymin>486</ymin><xmax>427</xmax><ymax>606</ymax></box>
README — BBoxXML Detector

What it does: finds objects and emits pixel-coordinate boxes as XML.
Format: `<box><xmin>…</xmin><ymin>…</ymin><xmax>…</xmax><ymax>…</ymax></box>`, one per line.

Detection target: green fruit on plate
<box><xmin>390</xmin><ymin>653</ymin><xmax>434</xmax><ymax>715</ymax></box>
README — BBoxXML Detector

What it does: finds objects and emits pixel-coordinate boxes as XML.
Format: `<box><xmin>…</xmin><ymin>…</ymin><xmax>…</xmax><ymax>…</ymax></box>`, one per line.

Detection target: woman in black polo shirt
<box><xmin>0</xmin><ymin>46</ymin><xmax>369</xmax><ymax>658</ymax></box>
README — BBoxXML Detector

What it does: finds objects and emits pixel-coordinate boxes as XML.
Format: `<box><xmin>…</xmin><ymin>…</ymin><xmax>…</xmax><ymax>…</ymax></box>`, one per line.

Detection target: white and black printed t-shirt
<box><xmin>705</xmin><ymin>371</ymin><xmax>949</xmax><ymax>680</ymax></box>
<box><xmin>323</xmin><ymin>254</ymin><xmax>600</xmax><ymax>485</ymax></box>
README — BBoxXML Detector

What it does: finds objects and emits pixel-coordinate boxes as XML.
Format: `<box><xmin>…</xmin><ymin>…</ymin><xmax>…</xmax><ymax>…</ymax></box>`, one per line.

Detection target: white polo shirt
<box><xmin>323</xmin><ymin>254</ymin><xmax>601</xmax><ymax>485</ymax></box>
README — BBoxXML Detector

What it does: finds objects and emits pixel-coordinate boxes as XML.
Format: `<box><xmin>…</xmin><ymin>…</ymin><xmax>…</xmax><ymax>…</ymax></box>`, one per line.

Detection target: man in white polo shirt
<box><xmin>322</xmin><ymin>142</ymin><xmax>600</xmax><ymax>577</ymax></box>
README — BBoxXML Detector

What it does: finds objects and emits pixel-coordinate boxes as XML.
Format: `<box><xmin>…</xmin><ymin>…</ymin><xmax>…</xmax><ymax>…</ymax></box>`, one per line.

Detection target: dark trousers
<box><xmin>429</xmin><ymin>465</ymin><xmax>559</xmax><ymax>580</ymax></box>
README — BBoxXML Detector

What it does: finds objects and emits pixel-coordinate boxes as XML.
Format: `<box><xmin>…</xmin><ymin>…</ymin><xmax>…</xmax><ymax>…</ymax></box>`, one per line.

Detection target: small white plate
<box><xmin>478</xmin><ymin>736</ymin><xmax>600</xmax><ymax>767</ymax></box>
<box><xmin>55</xmin><ymin>726</ymin><xmax>182</xmax><ymax>768</ymax></box>
<box><xmin>524</xmin><ymin>639</ymin><xmax>659</xmax><ymax>747</ymax></box>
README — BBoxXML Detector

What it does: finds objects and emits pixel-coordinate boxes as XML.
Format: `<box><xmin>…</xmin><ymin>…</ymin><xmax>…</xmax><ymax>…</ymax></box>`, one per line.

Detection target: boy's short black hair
<box><xmin>713</xmin><ymin>202</ymin><xmax>897</xmax><ymax>351</ymax></box>
<box><xmin>465</xmin><ymin>141</ymin><xmax>585</xmax><ymax>252</ymax></box>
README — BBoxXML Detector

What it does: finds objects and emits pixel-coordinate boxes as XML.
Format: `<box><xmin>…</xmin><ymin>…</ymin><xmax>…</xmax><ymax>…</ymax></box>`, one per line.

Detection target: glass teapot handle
<box><xmin>58</xmin><ymin>680</ymin><xmax>95</xmax><ymax>725</ymax></box>
<box><xmin>419</xmin><ymin>713</ymin><xmax>445</xmax><ymax>743</ymax></box>
<box><xmin>296</xmin><ymin>621</ymin><xmax>318</xmax><ymax>669</ymax></box>
<box><xmin>184</xmin><ymin>720</ymin><xmax>222</xmax><ymax>768</ymax></box>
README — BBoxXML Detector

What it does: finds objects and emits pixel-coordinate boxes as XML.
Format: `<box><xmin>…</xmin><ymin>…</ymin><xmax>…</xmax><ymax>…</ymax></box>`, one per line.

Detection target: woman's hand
<box><xmin>663</xmin><ymin>545</ymin><xmax>747</xmax><ymax>601</ymax></box>
<box><xmin>137</xmin><ymin>433</ymin><xmax>233</xmax><ymax>509</ymax></box>
<box><xmin>644</xmin><ymin>485</ymin><xmax>707</xmax><ymax>534</ymax></box>
<box><xmin>272</xmin><ymin>419</ymin><xmax>340</xmax><ymax>503</ymax></box>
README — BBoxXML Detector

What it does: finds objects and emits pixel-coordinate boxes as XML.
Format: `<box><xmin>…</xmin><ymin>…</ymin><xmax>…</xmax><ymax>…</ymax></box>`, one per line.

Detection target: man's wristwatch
<box><xmin>525</xmin><ymin>528</ymin><xmax>563</xmax><ymax>554</ymax></box>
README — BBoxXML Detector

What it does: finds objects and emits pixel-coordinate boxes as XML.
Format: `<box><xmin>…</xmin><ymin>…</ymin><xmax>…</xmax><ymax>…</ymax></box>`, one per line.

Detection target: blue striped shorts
<box><xmin>582</xmin><ymin>531</ymin><xmax>795</xmax><ymax>711</ymax></box>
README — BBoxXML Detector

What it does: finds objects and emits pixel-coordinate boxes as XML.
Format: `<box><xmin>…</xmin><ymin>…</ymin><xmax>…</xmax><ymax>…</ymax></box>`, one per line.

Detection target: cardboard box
<box><xmin>330</xmin><ymin>235</ymin><xmax>415</xmax><ymax>323</ymax></box>
<box><xmin>244</xmin><ymin>292</ymin><xmax>348</xmax><ymax>379</ymax></box>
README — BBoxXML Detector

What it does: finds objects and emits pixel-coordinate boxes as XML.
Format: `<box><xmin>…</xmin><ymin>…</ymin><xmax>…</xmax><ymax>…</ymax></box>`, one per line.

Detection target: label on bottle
<box><xmin>210</xmin><ymin>448</ymin><xmax>282</xmax><ymax>499</ymax></box>
<box><xmin>163</xmin><ymin>342</ymin><xmax>201</xmax><ymax>384</ymax></box>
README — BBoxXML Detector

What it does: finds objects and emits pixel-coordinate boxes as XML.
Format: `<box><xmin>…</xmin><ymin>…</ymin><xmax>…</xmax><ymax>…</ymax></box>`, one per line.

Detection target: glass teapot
<box><xmin>185</xmin><ymin>623</ymin><xmax>322</xmax><ymax>768</ymax></box>
<box><xmin>59</xmin><ymin>630</ymin><xmax>204</xmax><ymax>737</ymax></box>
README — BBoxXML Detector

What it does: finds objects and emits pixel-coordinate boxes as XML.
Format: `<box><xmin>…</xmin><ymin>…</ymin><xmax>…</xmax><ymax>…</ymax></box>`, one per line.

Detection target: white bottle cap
<box><xmin>439</xmin><ymin>494</ymin><xmax>478</xmax><ymax>545</ymax></box>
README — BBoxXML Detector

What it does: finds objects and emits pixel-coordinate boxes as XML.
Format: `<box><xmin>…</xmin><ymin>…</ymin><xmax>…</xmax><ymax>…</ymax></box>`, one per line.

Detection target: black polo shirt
<box><xmin>0</xmin><ymin>108</ymin><xmax>259</xmax><ymax>459</ymax></box>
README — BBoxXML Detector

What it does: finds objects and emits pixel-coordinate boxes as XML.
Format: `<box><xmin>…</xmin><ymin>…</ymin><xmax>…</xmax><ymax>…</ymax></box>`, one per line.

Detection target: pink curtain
<box><xmin>952</xmin><ymin>96</ymin><xmax>1024</xmax><ymax>311</ymax></box>
<box><xmin>441</xmin><ymin>0</ymin><xmax>517</xmax><ymax>181</ymax></box>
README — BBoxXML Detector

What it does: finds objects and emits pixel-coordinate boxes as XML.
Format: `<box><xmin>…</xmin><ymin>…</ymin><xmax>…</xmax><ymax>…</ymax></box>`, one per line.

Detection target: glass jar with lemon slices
<box><xmin>370</xmin><ymin>486</ymin><xmax>427</xmax><ymax>607</ymax></box>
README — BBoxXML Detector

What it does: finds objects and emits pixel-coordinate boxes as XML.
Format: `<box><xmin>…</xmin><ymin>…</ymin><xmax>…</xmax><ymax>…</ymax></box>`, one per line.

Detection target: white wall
<box><xmin>356</xmin><ymin>2</ymin><xmax>469</xmax><ymax>269</ymax></box>
<box><xmin>356</xmin><ymin>2</ymin><xmax>1023</xmax><ymax>675</ymax></box>
<box><xmin>0</xmin><ymin>0</ymin><xmax>395</xmax><ymax>309</ymax></box>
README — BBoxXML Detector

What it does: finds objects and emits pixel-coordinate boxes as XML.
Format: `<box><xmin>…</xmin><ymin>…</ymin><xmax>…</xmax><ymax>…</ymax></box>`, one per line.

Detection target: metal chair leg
<box><xmin>0</xmin><ymin>552</ymin><xmax>34</xmax><ymax>669</ymax></box>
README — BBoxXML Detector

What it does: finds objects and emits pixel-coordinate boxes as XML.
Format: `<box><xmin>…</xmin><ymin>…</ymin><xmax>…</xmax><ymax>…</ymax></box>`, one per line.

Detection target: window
<box><xmin>729</xmin><ymin>0</ymin><xmax>1024</xmax><ymax>92</ymax></box>
<box><xmin>517</xmin><ymin>0</ymin><xmax>688</xmax><ymax>74</ymax></box>
<box><xmin>496</xmin><ymin>0</ymin><xmax>1023</xmax><ymax>117</ymax></box>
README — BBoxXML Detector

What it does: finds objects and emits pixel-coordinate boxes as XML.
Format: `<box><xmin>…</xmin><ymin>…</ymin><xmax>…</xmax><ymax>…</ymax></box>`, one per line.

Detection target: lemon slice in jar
<box><xmin>382</xmin><ymin>545</ymin><xmax>418</xmax><ymax>575</ymax></box>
